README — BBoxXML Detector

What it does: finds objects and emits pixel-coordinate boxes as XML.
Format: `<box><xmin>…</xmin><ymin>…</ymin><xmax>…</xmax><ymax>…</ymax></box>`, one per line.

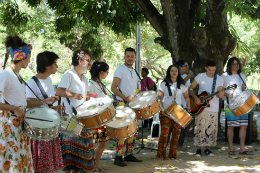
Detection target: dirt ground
<box><xmin>55</xmin><ymin>111</ymin><xmax>260</xmax><ymax>173</ymax></box>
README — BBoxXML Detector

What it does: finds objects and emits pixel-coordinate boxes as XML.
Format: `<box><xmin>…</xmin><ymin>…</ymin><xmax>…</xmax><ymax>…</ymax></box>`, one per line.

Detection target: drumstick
<box><xmin>11</xmin><ymin>115</ymin><xmax>53</xmax><ymax>122</ymax></box>
<box><xmin>62</xmin><ymin>102</ymin><xmax>65</xmax><ymax>116</ymax></box>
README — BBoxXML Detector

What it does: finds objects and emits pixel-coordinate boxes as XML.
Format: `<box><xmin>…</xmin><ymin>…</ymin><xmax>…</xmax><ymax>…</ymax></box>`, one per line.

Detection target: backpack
<box><xmin>146</xmin><ymin>77</ymin><xmax>157</xmax><ymax>92</ymax></box>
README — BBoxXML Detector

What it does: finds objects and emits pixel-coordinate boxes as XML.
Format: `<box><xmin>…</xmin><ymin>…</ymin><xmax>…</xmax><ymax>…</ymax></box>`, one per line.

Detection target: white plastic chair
<box><xmin>150</xmin><ymin>113</ymin><xmax>161</xmax><ymax>141</ymax></box>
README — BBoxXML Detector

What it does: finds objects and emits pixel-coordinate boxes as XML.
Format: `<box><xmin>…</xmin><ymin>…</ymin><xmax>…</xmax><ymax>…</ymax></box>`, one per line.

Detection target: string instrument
<box><xmin>189</xmin><ymin>84</ymin><xmax>237</xmax><ymax>115</ymax></box>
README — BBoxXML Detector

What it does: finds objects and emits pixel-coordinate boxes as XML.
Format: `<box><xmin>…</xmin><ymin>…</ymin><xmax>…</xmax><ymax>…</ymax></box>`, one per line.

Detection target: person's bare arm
<box><xmin>242</xmin><ymin>84</ymin><xmax>246</xmax><ymax>91</ymax></box>
<box><xmin>27</xmin><ymin>97</ymin><xmax>57</xmax><ymax>108</ymax></box>
<box><xmin>0</xmin><ymin>102</ymin><xmax>25</xmax><ymax>120</ymax></box>
<box><xmin>183</xmin><ymin>91</ymin><xmax>190</xmax><ymax>111</ymax></box>
<box><xmin>183</xmin><ymin>71</ymin><xmax>194</xmax><ymax>83</ymax></box>
<box><xmin>158</xmin><ymin>90</ymin><xmax>167</xmax><ymax>116</ymax></box>
<box><xmin>111</xmin><ymin>77</ymin><xmax>134</xmax><ymax>102</ymax></box>
<box><xmin>188</xmin><ymin>80</ymin><xmax>201</xmax><ymax>105</ymax></box>
<box><xmin>216</xmin><ymin>86</ymin><xmax>225</xmax><ymax>98</ymax></box>
<box><xmin>56</xmin><ymin>87</ymin><xmax>84</xmax><ymax>100</ymax></box>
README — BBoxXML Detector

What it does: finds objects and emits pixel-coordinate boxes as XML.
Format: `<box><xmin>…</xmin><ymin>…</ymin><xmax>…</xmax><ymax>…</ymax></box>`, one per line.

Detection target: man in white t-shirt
<box><xmin>176</xmin><ymin>60</ymin><xmax>193</xmax><ymax>151</ymax></box>
<box><xmin>111</xmin><ymin>47</ymin><xmax>142</xmax><ymax>166</ymax></box>
<box><xmin>189</xmin><ymin>60</ymin><xmax>224</xmax><ymax>157</ymax></box>
<box><xmin>222</xmin><ymin>57</ymin><xmax>253</xmax><ymax>155</ymax></box>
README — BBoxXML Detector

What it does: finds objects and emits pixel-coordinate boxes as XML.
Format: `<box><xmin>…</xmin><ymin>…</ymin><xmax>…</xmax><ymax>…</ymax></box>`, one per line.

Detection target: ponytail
<box><xmin>90</xmin><ymin>61</ymin><xmax>109</xmax><ymax>81</ymax></box>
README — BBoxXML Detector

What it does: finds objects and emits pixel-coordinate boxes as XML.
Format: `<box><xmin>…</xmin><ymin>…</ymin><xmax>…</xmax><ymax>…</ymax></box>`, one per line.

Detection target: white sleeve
<box><xmin>85</xmin><ymin>78</ymin><xmax>89</xmax><ymax>93</ymax></box>
<box><xmin>159</xmin><ymin>82</ymin><xmax>166</xmax><ymax>93</ymax></box>
<box><xmin>88</xmin><ymin>81</ymin><xmax>95</xmax><ymax>94</ymax></box>
<box><xmin>181</xmin><ymin>84</ymin><xmax>187</xmax><ymax>93</ymax></box>
<box><xmin>26</xmin><ymin>79</ymin><xmax>38</xmax><ymax>99</ymax></box>
<box><xmin>194</xmin><ymin>74</ymin><xmax>201</xmax><ymax>84</ymax></box>
<box><xmin>0</xmin><ymin>73</ymin><xmax>8</xmax><ymax>94</ymax></box>
<box><xmin>114</xmin><ymin>66</ymin><xmax>123</xmax><ymax>79</ymax></box>
<box><xmin>218</xmin><ymin>76</ymin><xmax>224</xmax><ymax>88</ymax></box>
<box><xmin>58</xmin><ymin>72</ymin><xmax>71</xmax><ymax>89</ymax></box>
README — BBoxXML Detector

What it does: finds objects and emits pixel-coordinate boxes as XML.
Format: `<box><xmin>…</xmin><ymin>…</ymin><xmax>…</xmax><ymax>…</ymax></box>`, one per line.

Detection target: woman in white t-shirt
<box><xmin>26</xmin><ymin>51</ymin><xmax>65</xmax><ymax>172</ymax></box>
<box><xmin>89</xmin><ymin>61</ymin><xmax>109</xmax><ymax>172</ymax></box>
<box><xmin>157</xmin><ymin>64</ymin><xmax>190</xmax><ymax>160</ymax></box>
<box><xmin>0</xmin><ymin>35</ymin><xmax>56</xmax><ymax>173</ymax></box>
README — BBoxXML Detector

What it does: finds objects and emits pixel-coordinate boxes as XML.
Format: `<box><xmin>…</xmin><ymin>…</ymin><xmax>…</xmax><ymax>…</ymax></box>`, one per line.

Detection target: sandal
<box><xmin>228</xmin><ymin>151</ymin><xmax>236</xmax><ymax>155</ymax></box>
<box><xmin>95</xmin><ymin>167</ymin><xmax>107</xmax><ymax>172</ymax></box>
<box><xmin>239</xmin><ymin>150</ymin><xmax>254</xmax><ymax>155</ymax></box>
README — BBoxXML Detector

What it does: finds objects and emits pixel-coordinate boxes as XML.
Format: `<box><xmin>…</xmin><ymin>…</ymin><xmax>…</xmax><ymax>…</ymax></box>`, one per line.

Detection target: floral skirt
<box><xmin>0</xmin><ymin>111</ymin><xmax>34</xmax><ymax>173</ymax></box>
<box><xmin>31</xmin><ymin>136</ymin><xmax>63</xmax><ymax>173</ymax></box>
<box><xmin>60</xmin><ymin>129</ymin><xmax>95</xmax><ymax>173</ymax></box>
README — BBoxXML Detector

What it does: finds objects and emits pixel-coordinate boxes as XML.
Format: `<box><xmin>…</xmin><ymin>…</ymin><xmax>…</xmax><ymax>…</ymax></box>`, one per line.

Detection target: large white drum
<box><xmin>76</xmin><ymin>96</ymin><xmax>115</xmax><ymax>129</ymax></box>
<box><xmin>23</xmin><ymin>107</ymin><xmax>61</xmax><ymax>141</ymax></box>
<box><xmin>106</xmin><ymin>106</ymin><xmax>137</xmax><ymax>139</ymax></box>
<box><xmin>129</xmin><ymin>91</ymin><xmax>161</xmax><ymax>120</ymax></box>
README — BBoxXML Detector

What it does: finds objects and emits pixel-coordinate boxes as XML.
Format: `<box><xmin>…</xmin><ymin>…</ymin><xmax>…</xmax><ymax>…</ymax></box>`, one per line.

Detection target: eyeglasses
<box><xmin>182</xmin><ymin>65</ymin><xmax>189</xmax><ymax>68</ymax></box>
<box><xmin>81</xmin><ymin>59</ymin><xmax>92</xmax><ymax>62</ymax></box>
<box><xmin>231</xmin><ymin>63</ymin><xmax>239</xmax><ymax>66</ymax></box>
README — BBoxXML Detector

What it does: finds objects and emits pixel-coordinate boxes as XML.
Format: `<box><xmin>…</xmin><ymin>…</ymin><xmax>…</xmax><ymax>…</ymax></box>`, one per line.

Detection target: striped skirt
<box><xmin>60</xmin><ymin>129</ymin><xmax>95</xmax><ymax>173</ymax></box>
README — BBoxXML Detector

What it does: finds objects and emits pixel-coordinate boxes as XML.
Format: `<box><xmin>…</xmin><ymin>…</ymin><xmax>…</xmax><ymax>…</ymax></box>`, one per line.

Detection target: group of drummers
<box><xmin>0</xmin><ymin>35</ymin><xmax>256</xmax><ymax>173</ymax></box>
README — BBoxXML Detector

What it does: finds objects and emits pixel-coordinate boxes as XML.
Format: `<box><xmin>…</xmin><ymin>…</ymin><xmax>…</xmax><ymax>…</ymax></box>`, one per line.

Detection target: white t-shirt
<box><xmin>221</xmin><ymin>72</ymin><xmax>246</xmax><ymax>108</ymax></box>
<box><xmin>113</xmin><ymin>64</ymin><xmax>139</xmax><ymax>101</ymax></box>
<box><xmin>88</xmin><ymin>80</ymin><xmax>106</xmax><ymax>98</ymax></box>
<box><xmin>0</xmin><ymin>67</ymin><xmax>27</xmax><ymax>107</ymax></box>
<box><xmin>181</xmin><ymin>74</ymin><xmax>191</xmax><ymax>108</ymax></box>
<box><xmin>58</xmin><ymin>68</ymin><xmax>89</xmax><ymax>115</ymax></box>
<box><xmin>26</xmin><ymin>76</ymin><xmax>55</xmax><ymax>108</ymax></box>
<box><xmin>195</xmin><ymin>72</ymin><xmax>223</xmax><ymax>112</ymax></box>
<box><xmin>159</xmin><ymin>81</ymin><xmax>187</xmax><ymax>110</ymax></box>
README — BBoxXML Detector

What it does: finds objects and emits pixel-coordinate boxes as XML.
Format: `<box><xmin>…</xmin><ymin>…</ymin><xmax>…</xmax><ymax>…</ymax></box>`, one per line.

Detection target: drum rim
<box><xmin>106</xmin><ymin>119</ymin><xmax>137</xmax><ymax>129</ymax></box>
<box><xmin>129</xmin><ymin>96</ymin><xmax>159</xmax><ymax>110</ymax></box>
<box><xmin>229</xmin><ymin>89</ymin><xmax>257</xmax><ymax>110</ymax></box>
<box><xmin>82</xmin><ymin>113</ymin><xmax>116</xmax><ymax>130</ymax></box>
<box><xmin>76</xmin><ymin>102</ymin><xmax>114</xmax><ymax>118</ymax></box>
<box><xmin>107</xmin><ymin>130</ymin><xmax>137</xmax><ymax>140</ymax></box>
<box><xmin>23</xmin><ymin>131</ymin><xmax>60</xmax><ymax>141</ymax></box>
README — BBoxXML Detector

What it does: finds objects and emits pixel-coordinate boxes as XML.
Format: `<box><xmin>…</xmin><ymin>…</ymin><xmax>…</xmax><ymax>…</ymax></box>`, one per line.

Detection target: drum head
<box><xmin>129</xmin><ymin>91</ymin><xmax>157</xmax><ymax>109</ymax></box>
<box><xmin>25</xmin><ymin>107</ymin><xmax>60</xmax><ymax>128</ymax></box>
<box><xmin>76</xmin><ymin>96</ymin><xmax>113</xmax><ymax>118</ymax></box>
<box><xmin>106</xmin><ymin>106</ymin><xmax>136</xmax><ymax>128</ymax></box>
<box><xmin>229</xmin><ymin>89</ymin><xmax>253</xmax><ymax>110</ymax></box>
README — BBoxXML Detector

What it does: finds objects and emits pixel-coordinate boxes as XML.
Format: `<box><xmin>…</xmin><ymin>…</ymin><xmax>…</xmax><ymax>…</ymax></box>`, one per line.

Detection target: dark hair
<box><xmin>124</xmin><ymin>47</ymin><xmax>136</xmax><ymax>55</ymax></box>
<box><xmin>163</xmin><ymin>64</ymin><xmax>184</xmax><ymax>89</ymax></box>
<box><xmin>4</xmin><ymin>35</ymin><xmax>29</xmax><ymax>68</ymax></box>
<box><xmin>142</xmin><ymin>67</ymin><xmax>149</xmax><ymax>75</ymax></box>
<box><xmin>176</xmin><ymin>60</ymin><xmax>187</xmax><ymax>68</ymax></box>
<box><xmin>72</xmin><ymin>48</ymin><xmax>92</xmax><ymax>66</ymax></box>
<box><xmin>90</xmin><ymin>61</ymin><xmax>109</xmax><ymax>81</ymax></box>
<box><xmin>36</xmin><ymin>51</ymin><xmax>59</xmax><ymax>73</ymax></box>
<box><xmin>206</xmin><ymin>59</ymin><xmax>216</xmax><ymax>67</ymax></box>
<box><xmin>226</xmin><ymin>57</ymin><xmax>241</xmax><ymax>75</ymax></box>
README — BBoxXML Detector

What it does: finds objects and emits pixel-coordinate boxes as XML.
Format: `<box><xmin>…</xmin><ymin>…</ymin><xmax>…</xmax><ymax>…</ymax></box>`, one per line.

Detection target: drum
<box><xmin>23</xmin><ymin>107</ymin><xmax>60</xmax><ymax>141</ymax></box>
<box><xmin>129</xmin><ymin>90</ymin><xmax>161</xmax><ymax>120</ymax></box>
<box><xmin>59</xmin><ymin>116</ymin><xmax>85</xmax><ymax>137</ymax></box>
<box><xmin>229</xmin><ymin>89</ymin><xmax>259</xmax><ymax>117</ymax></box>
<box><xmin>106</xmin><ymin>106</ymin><xmax>137</xmax><ymax>139</ymax></box>
<box><xmin>165</xmin><ymin>102</ymin><xmax>193</xmax><ymax>128</ymax></box>
<box><xmin>76</xmin><ymin>96</ymin><xmax>116</xmax><ymax>129</ymax></box>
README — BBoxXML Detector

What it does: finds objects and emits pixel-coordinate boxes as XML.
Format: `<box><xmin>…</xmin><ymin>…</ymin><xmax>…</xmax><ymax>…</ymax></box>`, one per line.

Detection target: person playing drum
<box><xmin>221</xmin><ymin>57</ymin><xmax>253</xmax><ymax>155</ymax></box>
<box><xmin>111</xmin><ymin>47</ymin><xmax>142</xmax><ymax>167</ymax></box>
<box><xmin>89</xmin><ymin>61</ymin><xmax>110</xmax><ymax>172</ymax></box>
<box><xmin>176</xmin><ymin>60</ymin><xmax>193</xmax><ymax>151</ymax></box>
<box><xmin>0</xmin><ymin>35</ymin><xmax>56</xmax><ymax>173</ymax></box>
<box><xmin>26</xmin><ymin>51</ymin><xmax>65</xmax><ymax>172</ymax></box>
<box><xmin>56</xmin><ymin>48</ymin><xmax>95</xmax><ymax>173</ymax></box>
<box><xmin>157</xmin><ymin>64</ymin><xmax>190</xmax><ymax>159</ymax></box>
<box><xmin>189</xmin><ymin>60</ymin><xmax>224</xmax><ymax>157</ymax></box>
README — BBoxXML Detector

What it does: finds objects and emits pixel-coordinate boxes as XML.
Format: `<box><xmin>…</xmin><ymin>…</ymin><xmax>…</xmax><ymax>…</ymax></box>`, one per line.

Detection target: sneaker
<box><xmin>204</xmin><ymin>149</ymin><xmax>215</xmax><ymax>156</ymax></box>
<box><xmin>124</xmin><ymin>154</ymin><xmax>142</xmax><ymax>162</ymax></box>
<box><xmin>114</xmin><ymin>156</ymin><xmax>127</xmax><ymax>167</ymax></box>
<box><xmin>194</xmin><ymin>149</ymin><xmax>201</xmax><ymax>157</ymax></box>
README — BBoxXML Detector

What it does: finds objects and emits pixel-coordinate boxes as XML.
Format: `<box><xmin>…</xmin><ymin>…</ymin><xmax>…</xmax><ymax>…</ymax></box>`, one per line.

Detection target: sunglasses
<box><xmin>182</xmin><ymin>65</ymin><xmax>189</xmax><ymax>68</ymax></box>
<box><xmin>81</xmin><ymin>59</ymin><xmax>92</xmax><ymax>62</ymax></box>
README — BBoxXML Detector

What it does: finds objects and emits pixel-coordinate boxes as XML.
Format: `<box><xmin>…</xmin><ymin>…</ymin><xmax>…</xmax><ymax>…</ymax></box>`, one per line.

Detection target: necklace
<box><xmin>12</xmin><ymin>69</ymin><xmax>23</xmax><ymax>84</ymax></box>
<box><xmin>125</xmin><ymin>64</ymin><xmax>134</xmax><ymax>78</ymax></box>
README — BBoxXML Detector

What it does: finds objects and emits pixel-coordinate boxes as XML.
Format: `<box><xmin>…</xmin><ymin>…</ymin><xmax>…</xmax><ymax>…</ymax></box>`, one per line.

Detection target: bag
<box><xmin>146</xmin><ymin>77</ymin><xmax>157</xmax><ymax>92</ymax></box>
<box><xmin>152</xmin><ymin>124</ymin><xmax>159</xmax><ymax>137</ymax></box>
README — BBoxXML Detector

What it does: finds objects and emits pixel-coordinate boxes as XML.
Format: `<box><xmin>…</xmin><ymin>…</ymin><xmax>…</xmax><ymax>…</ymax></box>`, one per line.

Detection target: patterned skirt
<box><xmin>0</xmin><ymin>111</ymin><xmax>34</xmax><ymax>173</ymax></box>
<box><xmin>60</xmin><ymin>129</ymin><xmax>95</xmax><ymax>173</ymax></box>
<box><xmin>31</xmin><ymin>136</ymin><xmax>63</xmax><ymax>173</ymax></box>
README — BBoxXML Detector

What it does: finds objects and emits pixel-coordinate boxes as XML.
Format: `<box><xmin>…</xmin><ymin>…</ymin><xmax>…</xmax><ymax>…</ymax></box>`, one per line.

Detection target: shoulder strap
<box><xmin>212</xmin><ymin>74</ymin><xmax>217</xmax><ymax>94</ymax></box>
<box><xmin>166</xmin><ymin>84</ymin><xmax>172</xmax><ymax>96</ymax></box>
<box><xmin>89</xmin><ymin>80</ymin><xmax>106</xmax><ymax>95</ymax></box>
<box><xmin>66</xmin><ymin>98</ymin><xmax>77</xmax><ymax>115</ymax></box>
<box><xmin>134</xmin><ymin>69</ymin><xmax>147</xmax><ymax>90</ymax></box>
<box><xmin>238</xmin><ymin>73</ymin><xmax>247</xmax><ymax>89</ymax></box>
<box><xmin>32</xmin><ymin>76</ymin><xmax>53</xmax><ymax>107</ymax></box>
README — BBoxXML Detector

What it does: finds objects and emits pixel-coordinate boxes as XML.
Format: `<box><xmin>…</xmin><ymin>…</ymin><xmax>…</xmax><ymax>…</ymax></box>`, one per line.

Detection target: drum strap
<box><xmin>212</xmin><ymin>74</ymin><xmax>217</xmax><ymax>94</ymax></box>
<box><xmin>166</xmin><ymin>83</ymin><xmax>177</xmax><ymax>102</ymax></box>
<box><xmin>66</xmin><ymin>98</ymin><xmax>77</xmax><ymax>115</ymax></box>
<box><xmin>238</xmin><ymin>73</ymin><xmax>247</xmax><ymax>89</ymax></box>
<box><xmin>32</xmin><ymin>76</ymin><xmax>53</xmax><ymax>107</ymax></box>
